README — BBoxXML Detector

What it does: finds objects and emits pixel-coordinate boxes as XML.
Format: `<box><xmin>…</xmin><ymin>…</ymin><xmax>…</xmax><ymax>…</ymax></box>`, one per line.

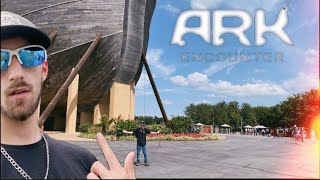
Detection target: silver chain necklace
<box><xmin>1</xmin><ymin>132</ymin><xmax>50</xmax><ymax>179</ymax></box>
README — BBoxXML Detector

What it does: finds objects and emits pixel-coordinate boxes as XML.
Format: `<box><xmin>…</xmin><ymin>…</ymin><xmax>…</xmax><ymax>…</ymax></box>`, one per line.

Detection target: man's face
<box><xmin>1</xmin><ymin>37</ymin><xmax>48</xmax><ymax>121</ymax></box>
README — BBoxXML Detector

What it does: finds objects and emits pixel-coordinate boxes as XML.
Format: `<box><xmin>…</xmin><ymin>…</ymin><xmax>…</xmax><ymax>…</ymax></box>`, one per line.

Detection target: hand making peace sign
<box><xmin>87</xmin><ymin>133</ymin><xmax>136</xmax><ymax>179</ymax></box>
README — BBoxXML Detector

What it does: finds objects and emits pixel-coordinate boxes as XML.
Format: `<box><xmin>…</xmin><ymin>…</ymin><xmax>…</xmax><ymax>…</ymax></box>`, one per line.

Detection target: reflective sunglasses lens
<box><xmin>1</xmin><ymin>50</ymin><xmax>10</xmax><ymax>71</ymax></box>
<box><xmin>18</xmin><ymin>46</ymin><xmax>46</xmax><ymax>67</ymax></box>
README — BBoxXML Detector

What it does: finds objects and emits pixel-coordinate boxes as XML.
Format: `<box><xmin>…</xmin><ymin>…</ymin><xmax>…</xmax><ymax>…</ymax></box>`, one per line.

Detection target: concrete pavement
<box><xmin>48</xmin><ymin>133</ymin><xmax>319</xmax><ymax>178</ymax></box>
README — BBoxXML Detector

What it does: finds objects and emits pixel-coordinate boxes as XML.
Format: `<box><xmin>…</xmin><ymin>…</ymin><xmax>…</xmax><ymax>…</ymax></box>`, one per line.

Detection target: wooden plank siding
<box><xmin>1</xmin><ymin>0</ymin><xmax>157</xmax><ymax>112</ymax></box>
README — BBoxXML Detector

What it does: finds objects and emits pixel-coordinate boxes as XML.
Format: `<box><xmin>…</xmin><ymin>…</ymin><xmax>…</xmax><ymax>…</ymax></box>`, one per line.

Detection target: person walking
<box><xmin>301</xmin><ymin>127</ymin><xmax>306</xmax><ymax>144</ymax></box>
<box><xmin>124</xmin><ymin>121</ymin><xmax>159</xmax><ymax>166</ymax></box>
<box><xmin>293</xmin><ymin>125</ymin><xmax>299</xmax><ymax>143</ymax></box>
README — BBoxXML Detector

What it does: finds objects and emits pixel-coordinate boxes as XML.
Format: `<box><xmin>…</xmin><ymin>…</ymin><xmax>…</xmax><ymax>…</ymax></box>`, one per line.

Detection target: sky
<box><xmin>135</xmin><ymin>0</ymin><xmax>319</xmax><ymax>117</ymax></box>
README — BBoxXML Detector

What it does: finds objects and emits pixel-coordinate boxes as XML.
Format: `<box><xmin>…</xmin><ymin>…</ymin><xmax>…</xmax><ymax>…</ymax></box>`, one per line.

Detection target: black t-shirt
<box><xmin>1</xmin><ymin>134</ymin><xmax>97</xmax><ymax>179</ymax></box>
<box><xmin>133</xmin><ymin>128</ymin><xmax>151</xmax><ymax>146</ymax></box>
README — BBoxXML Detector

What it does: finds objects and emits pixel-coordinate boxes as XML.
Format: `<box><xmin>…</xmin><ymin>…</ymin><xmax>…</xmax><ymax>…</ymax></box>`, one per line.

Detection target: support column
<box><xmin>80</xmin><ymin>111</ymin><xmax>94</xmax><ymax>125</ymax></box>
<box><xmin>109</xmin><ymin>82</ymin><xmax>135</xmax><ymax>121</ymax></box>
<box><xmin>65</xmin><ymin>74</ymin><xmax>79</xmax><ymax>133</ymax></box>
<box><xmin>93</xmin><ymin>103</ymin><xmax>109</xmax><ymax>125</ymax></box>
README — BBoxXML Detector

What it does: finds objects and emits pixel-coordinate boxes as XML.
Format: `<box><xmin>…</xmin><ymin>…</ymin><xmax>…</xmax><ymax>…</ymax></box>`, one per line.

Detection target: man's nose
<box><xmin>8</xmin><ymin>55</ymin><xmax>24</xmax><ymax>81</ymax></box>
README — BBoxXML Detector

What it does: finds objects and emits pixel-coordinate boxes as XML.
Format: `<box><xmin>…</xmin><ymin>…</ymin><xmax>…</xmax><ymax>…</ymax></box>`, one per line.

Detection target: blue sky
<box><xmin>135</xmin><ymin>0</ymin><xmax>319</xmax><ymax>117</ymax></box>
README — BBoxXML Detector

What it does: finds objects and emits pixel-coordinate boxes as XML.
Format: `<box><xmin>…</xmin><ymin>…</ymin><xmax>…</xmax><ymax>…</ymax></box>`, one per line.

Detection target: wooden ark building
<box><xmin>1</xmin><ymin>0</ymin><xmax>157</xmax><ymax>132</ymax></box>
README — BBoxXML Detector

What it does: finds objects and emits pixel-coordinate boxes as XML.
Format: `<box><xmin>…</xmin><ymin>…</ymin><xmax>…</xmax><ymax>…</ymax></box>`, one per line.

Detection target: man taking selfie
<box><xmin>1</xmin><ymin>11</ymin><xmax>135</xmax><ymax>179</ymax></box>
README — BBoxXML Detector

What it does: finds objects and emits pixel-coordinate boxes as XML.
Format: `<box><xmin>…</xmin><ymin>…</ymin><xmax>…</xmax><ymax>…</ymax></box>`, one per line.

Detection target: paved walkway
<box><xmin>45</xmin><ymin>131</ymin><xmax>95</xmax><ymax>141</ymax></box>
<box><xmin>48</xmin><ymin>132</ymin><xmax>319</xmax><ymax>178</ymax></box>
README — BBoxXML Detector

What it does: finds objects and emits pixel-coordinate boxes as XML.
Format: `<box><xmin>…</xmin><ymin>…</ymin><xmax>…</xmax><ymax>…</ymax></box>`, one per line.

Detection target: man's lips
<box><xmin>8</xmin><ymin>88</ymin><xmax>30</xmax><ymax>97</ymax></box>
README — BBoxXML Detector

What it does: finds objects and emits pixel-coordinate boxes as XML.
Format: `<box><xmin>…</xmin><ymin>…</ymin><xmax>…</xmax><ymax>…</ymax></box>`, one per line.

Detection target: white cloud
<box><xmin>171</xmin><ymin>72</ymin><xmax>288</xmax><ymax>97</ymax></box>
<box><xmin>208</xmin><ymin>94</ymin><xmax>226</xmax><ymax>98</ymax></box>
<box><xmin>163</xmin><ymin>99</ymin><xmax>173</xmax><ymax>105</ymax></box>
<box><xmin>170</xmin><ymin>75</ymin><xmax>189</xmax><ymax>86</ymax></box>
<box><xmin>147</xmin><ymin>49</ymin><xmax>176</xmax><ymax>76</ymax></box>
<box><xmin>282</xmin><ymin>72</ymin><xmax>318</xmax><ymax>93</ymax></box>
<box><xmin>194</xmin><ymin>99</ymin><xmax>210</xmax><ymax>104</ymax></box>
<box><xmin>203</xmin><ymin>48</ymin><xmax>244</xmax><ymax>76</ymax></box>
<box><xmin>159</xmin><ymin>3</ymin><xmax>180</xmax><ymax>16</ymax></box>
<box><xmin>189</xmin><ymin>0</ymin><xmax>222</xmax><ymax>9</ymax></box>
<box><xmin>136</xmin><ymin>72</ymin><xmax>150</xmax><ymax>90</ymax></box>
<box><xmin>203</xmin><ymin>60</ymin><xmax>240</xmax><ymax>76</ymax></box>
<box><xmin>187</xmin><ymin>72</ymin><xmax>209</xmax><ymax>86</ymax></box>
<box><xmin>305</xmin><ymin>48</ymin><xmax>319</xmax><ymax>65</ymax></box>
<box><xmin>188</xmin><ymin>0</ymin><xmax>281</xmax><ymax>12</ymax></box>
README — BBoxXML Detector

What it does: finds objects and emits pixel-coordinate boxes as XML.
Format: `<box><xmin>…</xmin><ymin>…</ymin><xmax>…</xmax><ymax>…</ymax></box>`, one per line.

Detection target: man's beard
<box><xmin>1</xmin><ymin>81</ymin><xmax>42</xmax><ymax>121</ymax></box>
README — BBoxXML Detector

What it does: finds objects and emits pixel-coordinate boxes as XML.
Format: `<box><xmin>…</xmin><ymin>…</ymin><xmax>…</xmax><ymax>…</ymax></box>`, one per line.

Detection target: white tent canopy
<box><xmin>254</xmin><ymin>125</ymin><xmax>267</xmax><ymax>129</ymax></box>
<box><xmin>221</xmin><ymin>124</ymin><xmax>230</xmax><ymax>127</ymax></box>
<box><xmin>195</xmin><ymin>123</ymin><xmax>204</xmax><ymax>126</ymax></box>
<box><xmin>244</xmin><ymin>125</ymin><xmax>253</xmax><ymax>128</ymax></box>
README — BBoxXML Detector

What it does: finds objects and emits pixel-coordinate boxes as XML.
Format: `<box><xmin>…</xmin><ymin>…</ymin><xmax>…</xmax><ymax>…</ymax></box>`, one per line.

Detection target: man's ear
<box><xmin>42</xmin><ymin>60</ymin><xmax>48</xmax><ymax>82</ymax></box>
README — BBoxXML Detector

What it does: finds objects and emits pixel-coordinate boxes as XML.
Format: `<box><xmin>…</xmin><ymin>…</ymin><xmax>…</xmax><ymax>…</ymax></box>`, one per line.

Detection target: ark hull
<box><xmin>1</xmin><ymin>0</ymin><xmax>156</xmax><ymax>111</ymax></box>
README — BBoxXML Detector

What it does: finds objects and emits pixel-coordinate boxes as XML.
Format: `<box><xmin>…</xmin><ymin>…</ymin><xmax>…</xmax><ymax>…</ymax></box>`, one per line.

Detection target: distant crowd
<box><xmin>242</xmin><ymin>125</ymin><xmax>317</xmax><ymax>144</ymax></box>
<box><xmin>291</xmin><ymin>125</ymin><xmax>316</xmax><ymax>144</ymax></box>
<box><xmin>244</xmin><ymin>128</ymin><xmax>270</xmax><ymax>136</ymax></box>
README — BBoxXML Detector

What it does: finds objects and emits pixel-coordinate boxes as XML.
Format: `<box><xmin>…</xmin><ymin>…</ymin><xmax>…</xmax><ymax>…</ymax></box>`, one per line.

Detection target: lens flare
<box><xmin>311</xmin><ymin>114</ymin><xmax>320</xmax><ymax>132</ymax></box>
<box><xmin>310</xmin><ymin>113</ymin><xmax>320</xmax><ymax>177</ymax></box>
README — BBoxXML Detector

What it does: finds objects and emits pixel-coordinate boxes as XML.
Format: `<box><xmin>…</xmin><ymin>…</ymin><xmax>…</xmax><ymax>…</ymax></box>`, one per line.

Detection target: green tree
<box><xmin>240</xmin><ymin>103</ymin><xmax>257</xmax><ymax>126</ymax></box>
<box><xmin>227</xmin><ymin>101</ymin><xmax>242</xmax><ymax>131</ymax></box>
<box><xmin>167</xmin><ymin>116</ymin><xmax>193</xmax><ymax>133</ymax></box>
<box><xmin>185</xmin><ymin>103</ymin><xmax>214</xmax><ymax>125</ymax></box>
<box><xmin>212</xmin><ymin>101</ymin><xmax>229</xmax><ymax>126</ymax></box>
<box><xmin>254</xmin><ymin>106</ymin><xmax>270</xmax><ymax>126</ymax></box>
<box><xmin>298</xmin><ymin>89</ymin><xmax>319</xmax><ymax>129</ymax></box>
<box><xmin>254</xmin><ymin>106</ymin><xmax>281</xmax><ymax>128</ymax></box>
<box><xmin>278</xmin><ymin>94</ymin><xmax>303</xmax><ymax>127</ymax></box>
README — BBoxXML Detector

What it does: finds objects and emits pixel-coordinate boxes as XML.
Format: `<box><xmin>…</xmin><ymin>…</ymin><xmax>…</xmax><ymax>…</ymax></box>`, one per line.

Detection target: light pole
<box><xmin>240</xmin><ymin>118</ymin><xmax>243</xmax><ymax>134</ymax></box>
<box><xmin>212</xmin><ymin>117</ymin><xmax>215</xmax><ymax>133</ymax></box>
<box><xmin>212</xmin><ymin>117</ymin><xmax>215</xmax><ymax>127</ymax></box>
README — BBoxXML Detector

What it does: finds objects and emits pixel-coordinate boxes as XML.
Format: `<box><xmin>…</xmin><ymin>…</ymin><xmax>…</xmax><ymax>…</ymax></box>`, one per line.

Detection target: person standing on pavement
<box><xmin>293</xmin><ymin>124</ymin><xmax>299</xmax><ymax>143</ymax></box>
<box><xmin>123</xmin><ymin>121</ymin><xmax>159</xmax><ymax>166</ymax></box>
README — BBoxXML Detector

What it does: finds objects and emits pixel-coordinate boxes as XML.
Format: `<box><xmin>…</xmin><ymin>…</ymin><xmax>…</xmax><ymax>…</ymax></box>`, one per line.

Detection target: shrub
<box><xmin>167</xmin><ymin>116</ymin><xmax>193</xmax><ymax>133</ymax></box>
<box><xmin>96</xmin><ymin>115</ymin><xmax>115</xmax><ymax>135</ymax></box>
<box><xmin>145</xmin><ymin>124</ymin><xmax>173</xmax><ymax>134</ymax></box>
<box><xmin>87</xmin><ymin>124</ymin><xmax>102</xmax><ymax>133</ymax></box>
<box><xmin>78</xmin><ymin>123</ymin><xmax>93</xmax><ymax>133</ymax></box>
<box><xmin>135</xmin><ymin>116</ymin><xmax>164</xmax><ymax>125</ymax></box>
<box><xmin>113</xmin><ymin>119</ymin><xmax>139</xmax><ymax>137</ymax></box>
<box><xmin>159</xmin><ymin>126</ymin><xmax>173</xmax><ymax>134</ymax></box>
<box><xmin>78</xmin><ymin>132</ymin><xmax>219</xmax><ymax>141</ymax></box>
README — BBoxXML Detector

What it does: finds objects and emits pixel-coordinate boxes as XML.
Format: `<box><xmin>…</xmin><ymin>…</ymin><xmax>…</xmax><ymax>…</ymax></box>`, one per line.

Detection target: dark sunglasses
<box><xmin>1</xmin><ymin>45</ymin><xmax>47</xmax><ymax>72</ymax></box>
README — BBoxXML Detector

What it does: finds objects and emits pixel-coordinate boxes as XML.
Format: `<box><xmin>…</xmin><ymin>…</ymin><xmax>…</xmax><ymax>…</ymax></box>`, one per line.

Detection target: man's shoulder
<box><xmin>43</xmin><ymin>134</ymin><xmax>97</xmax><ymax>178</ymax></box>
<box><xmin>45</xmin><ymin>134</ymin><xmax>95</xmax><ymax>159</ymax></box>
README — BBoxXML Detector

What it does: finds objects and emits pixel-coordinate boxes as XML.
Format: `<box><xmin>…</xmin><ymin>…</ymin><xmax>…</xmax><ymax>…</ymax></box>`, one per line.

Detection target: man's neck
<box><xmin>1</xmin><ymin>114</ymin><xmax>42</xmax><ymax>145</ymax></box>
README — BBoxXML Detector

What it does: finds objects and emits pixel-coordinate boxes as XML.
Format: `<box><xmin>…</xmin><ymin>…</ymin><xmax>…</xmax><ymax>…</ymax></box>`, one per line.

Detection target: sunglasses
<box><xmin>1</xmin><ymin>45</ymin><xmax>47</xmax><ymax>72</ymax></box>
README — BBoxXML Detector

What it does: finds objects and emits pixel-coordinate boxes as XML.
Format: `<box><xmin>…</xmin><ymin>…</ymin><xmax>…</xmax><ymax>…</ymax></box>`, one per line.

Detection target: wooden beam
<box><xmin>141</xmin><ymin>53</ymin><xmax>169</xmax><ymax>125</ymax></box>
<box><xmin>39</xmin><ymin>33</ymin><xmax>102</xmax><ymax>127</ymax></box>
